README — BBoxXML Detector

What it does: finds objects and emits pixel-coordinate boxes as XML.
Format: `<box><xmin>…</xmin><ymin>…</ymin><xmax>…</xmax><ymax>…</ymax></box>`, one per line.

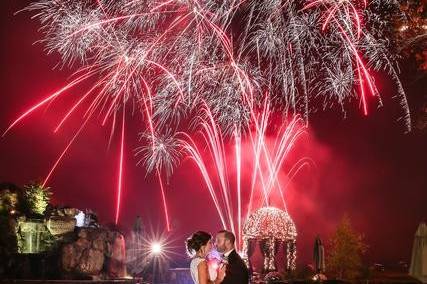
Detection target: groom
<box><xmin>215</xmin><ymin>230</ymin><xmax>249</xmax><ymax>284</ymax></box>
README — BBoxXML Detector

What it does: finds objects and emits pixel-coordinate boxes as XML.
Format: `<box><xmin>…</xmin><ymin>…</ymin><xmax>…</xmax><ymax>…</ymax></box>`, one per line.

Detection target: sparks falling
<box><xmin>3</xmin><ymin>0</ymin><xmax>412</xmax><ymax>226</ymax></box>
<box><xmin>179</xmin><ymin>103</ymin><xmax>313</xmax><ymax>248</ymax></box>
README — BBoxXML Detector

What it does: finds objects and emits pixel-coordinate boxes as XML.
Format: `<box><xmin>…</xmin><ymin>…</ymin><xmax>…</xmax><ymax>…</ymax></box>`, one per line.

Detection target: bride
<box><xmin>187</xmin><ymin>231</ymin><xmax>226</xmax><ymax>284</ymax></box>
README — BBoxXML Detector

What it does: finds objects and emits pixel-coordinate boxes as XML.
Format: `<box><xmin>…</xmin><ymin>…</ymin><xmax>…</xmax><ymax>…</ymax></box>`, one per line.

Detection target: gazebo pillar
<box><xmin>242</xmin><ymin>236</ymin><xmax>250</xmax><ymax>267</ymax></box>
<box><xmin>286</xmin><ymin>239</ymin><xmax>297</xmax><ymax>271</ymax></box>
<box><xmin>267</xmin><ymin>237</ymin><xmax>276</xmax><ymax>271</ymax></box>
<box><xmin>262</xmin><ymin>237</ymin><xmax>277</xmax><ymax>272</ymax></box>
<box><xmin>262</xmin><ymin>239</ymin><xmax>270</xmax><ymax>272</ymax></box>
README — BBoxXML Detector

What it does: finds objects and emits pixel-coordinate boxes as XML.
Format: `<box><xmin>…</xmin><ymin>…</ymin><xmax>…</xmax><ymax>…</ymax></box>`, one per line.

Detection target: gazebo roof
<box><xmin>243</xmin><ymin>207</ymin><xmax>297</xmax><ymax>240</ymax></box>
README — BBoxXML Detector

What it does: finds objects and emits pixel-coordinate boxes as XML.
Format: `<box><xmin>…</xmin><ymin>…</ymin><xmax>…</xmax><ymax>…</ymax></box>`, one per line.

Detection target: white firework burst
<box><xmin>21</xmin><ymin>0</ymin><xmax>413</xmax><ymax>175</ymax></box>
<box><xmin>135</xmin><ymin>130</ymin><xmax>182</xmax><ymax>178</ymax></box>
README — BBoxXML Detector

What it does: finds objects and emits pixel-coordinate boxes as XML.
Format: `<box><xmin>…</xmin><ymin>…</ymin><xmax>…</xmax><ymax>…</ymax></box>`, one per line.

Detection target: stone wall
<box><xmin>61</xmin><ymin>227</ymin><xmax>127</xmax><ymax>279</ymax></box>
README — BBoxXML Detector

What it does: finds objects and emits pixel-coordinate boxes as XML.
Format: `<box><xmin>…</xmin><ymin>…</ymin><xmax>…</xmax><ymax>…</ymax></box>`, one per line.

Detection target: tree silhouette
<box><xmin>327</xmin><ymin>215</ymin><xmax>367</xmax><ymax>279</ymax></box>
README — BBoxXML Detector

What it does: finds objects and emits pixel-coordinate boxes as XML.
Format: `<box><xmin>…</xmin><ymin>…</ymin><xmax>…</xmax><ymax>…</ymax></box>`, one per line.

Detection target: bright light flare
<box><xmin>151</xmin><ymin>242</ymin><xmax>163</xmax><ymax>255</ymax></box>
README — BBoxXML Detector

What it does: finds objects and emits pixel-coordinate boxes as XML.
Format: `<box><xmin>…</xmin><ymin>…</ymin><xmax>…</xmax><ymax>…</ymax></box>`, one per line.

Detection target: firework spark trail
<box><xmin>2</xmin><ymin>70</ymin><xmax>97</xmax><ymax>136</ymax></box>
<box><xmin>245</xmin><ymin>111</ymin><xmax>301</xmax><ymax>215</ymax></box>
<box><xmin>135</xmin><ymin>132</ymin><xmax>179</xmax><ymax>229</ymax></box>
<box><xmin>180</xmin><ymin>132</ymin><xmax>228</xmax><ymax>229</ymax></box>
<box><xmin>42</xmin><ymin>117</ymin><xmax>90</xmax><ymax>187</ymax></box>
<box><xmin>4</xmin><ymin>0</ymin><xmax>413</xmax><ymax>227</ymax></box>
<box><xmin>200</xmin><ymin>106</ymin><xmax>236</xmax><ymax>233</ymax></box>
<box><xmin>181</xmin><ymin>102</ymin><xmax>310</xmax><ymax>248</ymax></box>
<box><xmin>115</xmin><ymin>109</ymin><xmax>126</xmax><ymax>224</ymax></box>
<box><xmin>54</xmin><ymin>74</ymin><xmax>112</xmax><ymax>132</ymax></box>
<box><xmin>302</xmin><ymin>0</ymin><xmax>383</xmax><ymax>115</ymax></box>
<box><xmin>277</xmin><ymin>157</ymin><xmax>315</xmax><ymax>196</ymax></box>
<box><xmin>21</xmin><ymin>0</ymin><xmax>411</xmax><ymax>132</ymax></box>
<box><xmin>247</xmin><ymin>103</ymin><xmax>274</xmax><ymax>209</ymax></box>
<box><xmin>246</xmin><ymin>123</ymin><xmax>268</xmax><ymax>220</ymax></box>
<box><xmin>264</xmin><ymin>117</ymin><xmax>307</xmax><ymax>198</ymax></box>
<box><xmin>157</xmin><ymin>169</ymin><xmax>171</xmax><ymax>231</ymax></box>
<box><xmin>246</xmin><ymin>100</ymin><xmax>290</xmax><ymax>209</ymax></box>
<box><xmin>234</xmin><ymin>130</ymin><xmax>242</xmax><ymax>248</ymax></box>
<box><xmin>337</xmin><ymin>21</ymin><xmax>377</xmax><ymax>99</ymax></box>
<box><xmin>356</xmin><ymin>60</ymin><xmax>368</xmax><ymax>115</ymax></box>
<box><xmin>303</xmin><ymin>0</ymin><xmax>364</xmax><ymax>37</ymax></box>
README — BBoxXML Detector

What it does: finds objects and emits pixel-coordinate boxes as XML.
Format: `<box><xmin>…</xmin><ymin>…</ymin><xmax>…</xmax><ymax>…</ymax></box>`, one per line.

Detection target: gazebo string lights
<box><xmin>242</xmin><ymin>207</ymin><xmax>297</xmax><ymax>272</ymax></box>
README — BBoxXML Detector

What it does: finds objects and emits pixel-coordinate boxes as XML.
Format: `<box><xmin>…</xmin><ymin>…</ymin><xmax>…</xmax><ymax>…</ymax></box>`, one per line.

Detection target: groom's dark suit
<box><xmin>222</xmin><ymin>249</ymin><xmax>249</xmax><ymax>284</ymax></box>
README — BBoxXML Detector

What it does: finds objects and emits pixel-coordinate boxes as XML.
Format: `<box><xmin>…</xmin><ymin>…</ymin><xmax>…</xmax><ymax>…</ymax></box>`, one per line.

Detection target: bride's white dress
<box><xmin>190</xmin><ymin>257</ymin><xmax>217</xmax><ymax>284</ymax></box>
<box><xmin>190</xmin><ymin>257</ymin><xmax>205</xmax><ymax>284</ymax></box>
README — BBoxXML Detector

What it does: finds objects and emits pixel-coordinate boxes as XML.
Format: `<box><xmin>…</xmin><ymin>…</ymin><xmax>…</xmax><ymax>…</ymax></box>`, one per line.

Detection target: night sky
<box><xmin>1</xmin><ymin>0</ymin><xmax>426</xmax><ymax>266</ymax></box>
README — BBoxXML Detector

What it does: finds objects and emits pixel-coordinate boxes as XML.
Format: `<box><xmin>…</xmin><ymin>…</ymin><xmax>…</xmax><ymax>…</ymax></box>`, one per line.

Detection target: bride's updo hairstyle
<box><xmin>186</xmin><ymin>231</ymin><xmax>211</xmax><ymax>256</ymax></box>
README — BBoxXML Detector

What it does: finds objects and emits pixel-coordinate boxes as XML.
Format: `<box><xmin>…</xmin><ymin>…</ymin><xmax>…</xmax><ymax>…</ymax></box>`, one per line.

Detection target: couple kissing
<box><xmin>187</xmin><ymin>230</ymin><xmax>249</xmax><ymax>284</ymax></box>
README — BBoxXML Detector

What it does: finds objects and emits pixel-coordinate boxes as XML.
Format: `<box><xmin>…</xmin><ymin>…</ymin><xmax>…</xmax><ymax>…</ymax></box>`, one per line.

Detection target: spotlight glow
<box><xmin>151</xmin><ymin>242</ymin><xmax>162</xmax><ymax>255</ymax></box>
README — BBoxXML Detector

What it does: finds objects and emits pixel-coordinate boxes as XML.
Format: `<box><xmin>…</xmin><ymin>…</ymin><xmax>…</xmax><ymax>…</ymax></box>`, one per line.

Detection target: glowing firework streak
<box><xmin>157</xmin><ymin>169</ymin><xmax>171</xmax><ymax>232</ymax></box>
<box><xmin>3</xmin><ymin>0</ymin><xmax>412</xmax><ymax>232</ymax></box>
<box><xmin>181</xmin><ymin>103</ymin><xmax>311</xmax><ymax>248</ymax></box>
<box><xmin>115</xmin><ymin>110</ymin><xmax>126</xmax><ymax>225</ymax></box>
<box><xmin>234</xmin><ymin>130</ymin><xmax>242</xmax><ymax>248</ymax></box>
<box><xmin>2</xmin><ymin>71</ymin><xmax>96</xmax><ymax>136</ymax></box>
<box><xmin>302</xmin><ymin>0</ymin><xmax>380</xmax><ymax>115</ymax></box>
<box><xmin>21</xmin><ymin>0</ymin><xmax>411</xmax><ymax>138</ymax></box>
<box><xmin>42</xmin><ymin>118</ymin><xmax>89</xmax><ymax>187</ymax></box>
<box><xmin>202</xmin><ymin>108</ymin><xmax>236</xmax><ymax>233</ymax></box>
<box><xmin>180</xmin><ymin>133</ymin><xmax>228</xmax><ymax>229</ymax></box>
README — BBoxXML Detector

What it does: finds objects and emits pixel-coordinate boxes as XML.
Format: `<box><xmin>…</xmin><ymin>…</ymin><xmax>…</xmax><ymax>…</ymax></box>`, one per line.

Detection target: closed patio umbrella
<box><xmin>410</xmin><ymin>222</ymin><xmax>427</xmax><ymax>283</ymax></box>
<box><xmin>314</xmin><ymin>235</ymin><xmax>325</xmax><ymax>274</ymax></box>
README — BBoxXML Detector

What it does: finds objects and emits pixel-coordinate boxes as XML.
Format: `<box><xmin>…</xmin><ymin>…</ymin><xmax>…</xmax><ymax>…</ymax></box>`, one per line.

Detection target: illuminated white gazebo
<box><xmin>242</xmin><ymin>207</ymin><xmax>297</xmax><ymax>272</ymax></box>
